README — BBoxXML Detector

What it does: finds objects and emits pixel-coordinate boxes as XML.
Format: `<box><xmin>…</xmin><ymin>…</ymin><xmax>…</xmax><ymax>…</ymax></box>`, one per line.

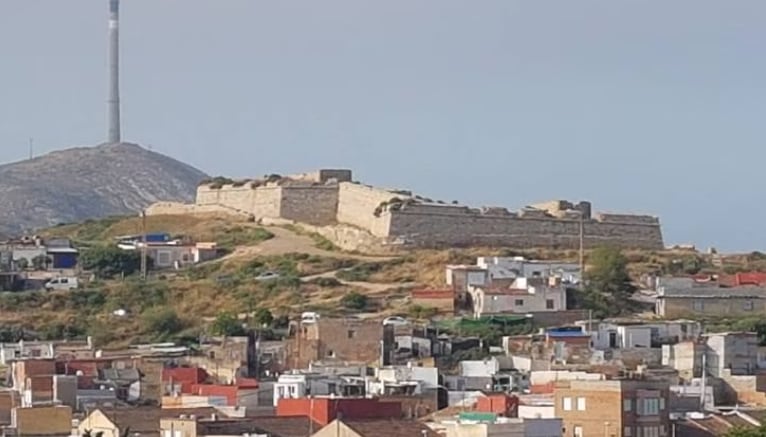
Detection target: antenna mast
<box><xmin>107</xmin><ymin>0</ymin><xmax>121</xmax><ymax>143</ymax></box>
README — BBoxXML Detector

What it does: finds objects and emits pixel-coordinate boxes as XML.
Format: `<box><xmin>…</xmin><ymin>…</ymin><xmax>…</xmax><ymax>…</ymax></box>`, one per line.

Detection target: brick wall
<box><xmin>13</xmin><ymin>406</ymin><xmax>72</xmax><ymax>436</ymax></box>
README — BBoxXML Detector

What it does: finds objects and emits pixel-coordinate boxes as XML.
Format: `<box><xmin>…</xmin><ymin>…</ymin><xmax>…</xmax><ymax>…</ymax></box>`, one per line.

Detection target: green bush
<box><xmin>142</xmin><ymin>308</ymin><xmax>183</xmax><ymax>339</ymax></box>
<box><xmin>210</xmin><ymin>312</ymin><xmax>246</xmax><ymax>336</ymax></box>
<box><xmin>252</xmin><ymin>308</ymin><xmax>274</xmax><ymax>327</ymax></box>
<box><xmin>217</xmin><ymin>227</ymin><xmax>274</xmax><ymax>250</ymax></box>
<box><xmin>340</xmin><ymin>292</ymin><xmax>368</xmax><ymax>310</ymax></box>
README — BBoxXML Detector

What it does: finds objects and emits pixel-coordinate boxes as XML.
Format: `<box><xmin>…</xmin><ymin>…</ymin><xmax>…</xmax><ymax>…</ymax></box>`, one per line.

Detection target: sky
<box><xmin>1</xmin><ymin>1</ymin><xmax>765</xmax><ymax>251</ymax></box>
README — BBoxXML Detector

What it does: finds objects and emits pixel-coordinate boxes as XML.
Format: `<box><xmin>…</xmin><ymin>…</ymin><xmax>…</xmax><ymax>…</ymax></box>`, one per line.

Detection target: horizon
<box><xmin>2</xmin><ymin>1</ymin><xmax>765</xmax><ymax>251</ymax></box>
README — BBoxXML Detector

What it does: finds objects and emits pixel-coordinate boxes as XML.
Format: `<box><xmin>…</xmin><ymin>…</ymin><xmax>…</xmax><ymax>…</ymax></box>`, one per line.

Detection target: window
<box><xmin>546</xmin><ymin>299</ymin><xmax>555</xmax><ymax>309</ymax></box>
<box><xmin>327</xmin><ymin>349</ymin><xmax>335</xmax><ymax>358</ymax></box>
<box><xmin>563</xmin><ymin>397</ymin><xmax>573</xmax><ymax>411</ymax></box>
<box><xmin>642</xmin><ymin>426</ymin><xmax>659</xmax><ymax>437</ymax></box>
<box><xmin>659</xmin><ymin>397</ymin><xmax>665</xmax><ymax>410</ymax></box>
<box><xmin>574</xmin><ymin>426</ymin><xmax>583</xmax><ymax>437</ymax></box>
<box><xmin>624</xmin><ymin>427</ymin><xmax>632</xmax><ymax>437</ymax></box>
<box><xmin>515</xmin><ymin>299</ymin><xmax>524</xmax><ymax>306</ymax></box>
<box><xmin>174</xmin><ymin>431</ymin><xmax>182</xmax><ymax>437</ymax></box>
<box><xmin>693</xmin><ymin>300</ymin><xmax>704</xmax><ymax>311</ymax></box>
<box><xmin>638</xmin><ymin>398</ymin><xmax>660</xmax><ymax>416</ymax></box>
<box><xmin>576</xmin><ymin>397</ymin><xmax>586</xmax><ymax>411</ymax></box>
<box><xmin>347</xmin><ymin>330</ymin><xmax>355</xmax><ymax>339</ymax></box>
<box><xmin>623</xmin><ymin>399</ymin><xmax>632</xmax><ymax>411</ymax></box>
<box><xmin>744</xmin><ymin>300</ymin><xmax>754</xmax><ymax>311</ymax></box>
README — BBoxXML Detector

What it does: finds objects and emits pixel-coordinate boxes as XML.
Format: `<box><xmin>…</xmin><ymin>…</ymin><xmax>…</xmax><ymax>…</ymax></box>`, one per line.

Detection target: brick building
<box><xmin>554</xmin><ymin>379</ymin><xmax>670</xmax><ymax>437</ymax></box>
<box><xmin>276</xmin><ymin>397</ymin><xmax>402</xmax><ymax>426</ymax></box>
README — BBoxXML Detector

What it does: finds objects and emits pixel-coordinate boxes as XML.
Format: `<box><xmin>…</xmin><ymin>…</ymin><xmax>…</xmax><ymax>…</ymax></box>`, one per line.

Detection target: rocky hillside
<box><xmin>0</xmin><ymin>142</ymin><xmax>207</xmax><ymax>235</ymax></box>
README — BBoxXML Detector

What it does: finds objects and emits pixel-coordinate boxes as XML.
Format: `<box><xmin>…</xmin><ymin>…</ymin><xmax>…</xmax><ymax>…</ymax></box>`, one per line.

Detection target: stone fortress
<box><xmin>148</xmin><ymin>169</ymin><xmax>664</xmax><ymax>250</ymax></box>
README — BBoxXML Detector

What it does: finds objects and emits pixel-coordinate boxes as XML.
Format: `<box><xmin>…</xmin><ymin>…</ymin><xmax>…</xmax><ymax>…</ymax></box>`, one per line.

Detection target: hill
<box><xmin>0</xmin><ymin>142</ymin><xmax>207</xmax><ymax>235</ymax></box>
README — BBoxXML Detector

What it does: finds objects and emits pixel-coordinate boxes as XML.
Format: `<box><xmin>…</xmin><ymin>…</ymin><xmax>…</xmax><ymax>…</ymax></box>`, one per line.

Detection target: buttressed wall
<box><xmin>191</xmin><ymin>169</ymin><xmax>664</xmax><ymax>249</ymax></box>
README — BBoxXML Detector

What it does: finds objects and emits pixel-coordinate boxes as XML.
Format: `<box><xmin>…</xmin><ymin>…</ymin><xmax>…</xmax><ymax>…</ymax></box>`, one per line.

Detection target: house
<box><xmin>311</xmin><ymin>418</ymin><xmax>439</xmax><ymax>437</ymax></box>
<box><xmin>656</xmin><ymin>278</ymin><xmax>766</xmax><ymax>318</ymax></box>
<box><xmin>554</xmin><ymin>378</ymin><xmax>670</xmax><ymax>437</ymax></box>
<box><xmin>287</xmin><ymin>318</ymin><xmax>395</xmax><ymax>369</ymax></box>
<box><xmin>272</xmin><ymin>372</ymin><xmax>365</xmax><ymax>406</ymax></box>
<box><xmin>586</xmin><ymin>319</ymin><xmax>702</xmax><ymax>350</ymax></box>
<box><xmin>446</xmin><ymin>265</ymin><xmax>489</xmax><ymax>295</ymax></box>
<box><xmin>469</xmin><ymin>277</ymin><xmax>567</xmax><ymax>318</ymax></box>
<box><xmin>160</xmin><ymin>415</ymin><xmax>319</xmax><ymax>437</ymax></box>
<box><xmin>276</xmin><ymin>397</ymin><xmax>402</xmax><ymax>426</ymax></box>
<box><xmin>437</xmin><ymin>414</ymin><xmax>563</xmax><ymax>437</ymax></box>
<box><xmin>477</xmin><ymin>256</ymin><xmax>581</xmax><ymax>284</ymax></box>
<box><xmin>663</xmin><ymin>332</ymin><xmax>760</xmax><ymax>379</ymax></box>
<box><xmin>10</xmin><ymin>405</ymin><xmax>72</xmax><ymax>436</ymax></box>
<box><xmin>78</xmin><ymin>406</ymin><xmax>231</xmax><ymax>437</ymax></box>
<box><xmin>411</xmin><ymin>289</ymin><xmax>455</xmax><ymax>315</ymax></box>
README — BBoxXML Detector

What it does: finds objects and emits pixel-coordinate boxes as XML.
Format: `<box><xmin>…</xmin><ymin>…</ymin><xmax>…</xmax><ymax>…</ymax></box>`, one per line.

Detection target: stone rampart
<box><xmin>144</xmin><ymin>202</ymin><xmax>252</xmax><ymax>219</ymax></box>
<box><xmin>280</xmin><ymin>185</ymin><xmax>338</xmax><ymax>225</ymax></box>
<box><xmin>385</xmin><ymin>203</ymin><xmax>663</xmax><ymax>249</ymax></box>
<box><xmin>336</xmin><ymin>182</ymin><xmax>403</xmax><ymax>235</ymax></box>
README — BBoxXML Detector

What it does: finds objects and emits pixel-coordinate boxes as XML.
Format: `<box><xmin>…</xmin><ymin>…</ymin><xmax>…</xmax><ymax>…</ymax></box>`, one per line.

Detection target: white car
<box><xmin>255</xmin><ymin>272</ymin><xmax>280</xmax><ymax>281</ymax></box>
<box><xmin>301</xmin><ymin>312</ymin><xmax>320</xmax><ymax>324</ymax></box>
<box><xmin>44</xmin><ymin>277</ymin><xmax>78</xmax><ymax>291</ymax></box>
<box><xmin>383</xmin><ymin>316</ymin><xmax>409</xmax><ymax>326</ymax></box>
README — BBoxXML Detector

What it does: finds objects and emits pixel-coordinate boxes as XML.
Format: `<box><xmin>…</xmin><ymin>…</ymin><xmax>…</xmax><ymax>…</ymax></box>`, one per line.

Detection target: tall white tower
<box><xmin>107</xmin><ymin>0</ymin><xmax>121</xmax><ymax>144</ymax></box>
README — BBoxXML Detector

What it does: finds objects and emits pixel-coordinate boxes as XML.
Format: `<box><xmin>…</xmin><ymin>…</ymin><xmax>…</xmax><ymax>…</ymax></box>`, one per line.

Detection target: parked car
<box><xmin>44</xmin><ymin>277</ymin><xmax>78</xmax><ymax>291</ymax></box>
<box><xmin>383</xmin><ymin>316</ymin><xmax>409</xmax><ymax>326</ymax></box>
<box><xmin>301</xmin><ymin>312</ymin><xmax>320</xmax><ymax>324</ymax></box>
<box><xmin>255</xmin><ymin>271</ymin><xmax>280</xmax><ymax>281</ymax></box>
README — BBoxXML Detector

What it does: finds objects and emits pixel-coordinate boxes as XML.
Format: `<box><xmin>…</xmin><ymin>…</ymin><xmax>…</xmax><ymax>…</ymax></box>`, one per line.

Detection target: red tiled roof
<box><xmin>411</xmin><ymin>289</ymin><xmax>453</xmax><ymax>299</ymax></box>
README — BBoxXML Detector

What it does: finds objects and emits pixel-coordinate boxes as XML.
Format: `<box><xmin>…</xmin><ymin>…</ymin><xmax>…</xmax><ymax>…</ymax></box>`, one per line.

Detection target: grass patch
<box><xmin>217</xmin><ymin>226</ymin><xmax>274</xmax><ymax>250</ymax></box>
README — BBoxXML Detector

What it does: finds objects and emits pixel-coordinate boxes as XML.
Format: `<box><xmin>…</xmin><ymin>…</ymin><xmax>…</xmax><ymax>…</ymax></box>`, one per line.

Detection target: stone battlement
<box><xmin>169</xmin><ymin>169</ymin><xmax>664</xmax><ymax>250</ymax></box>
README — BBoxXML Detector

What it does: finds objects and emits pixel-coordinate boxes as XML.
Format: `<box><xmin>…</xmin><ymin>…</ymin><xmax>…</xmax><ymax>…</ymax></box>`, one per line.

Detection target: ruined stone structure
<box><xmin>158</xmin><ymin>169</ymin><xmax>664</xmax><ymax>250</ymax></box>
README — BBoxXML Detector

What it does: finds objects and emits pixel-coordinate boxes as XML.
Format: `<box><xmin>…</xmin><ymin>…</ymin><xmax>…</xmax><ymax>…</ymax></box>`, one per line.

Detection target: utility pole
<box><xmin>140</xmin><ymin>210</ymin><xmax>147</xmax><ymax>280</ymax></box>
<box><xmin>579</xmin><ymin>211</ymin><xmax>585</xmax><ymax>277</ymax></box>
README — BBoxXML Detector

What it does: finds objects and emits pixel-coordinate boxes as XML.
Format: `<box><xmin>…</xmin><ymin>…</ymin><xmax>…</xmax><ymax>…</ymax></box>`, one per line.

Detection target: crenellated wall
<box><xmin>182</xmin><ymin>170</ymin><xmax>664</xmax><ymax>250</ymax></box>
<box><xmin>384</xmin><ymin>203</ymin><xmax>663</xmax><ymax>249</ymax></box>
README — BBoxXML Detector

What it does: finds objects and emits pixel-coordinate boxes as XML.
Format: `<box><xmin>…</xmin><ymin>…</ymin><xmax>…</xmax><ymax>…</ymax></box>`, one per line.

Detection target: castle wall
<box><xmin>195</xmin><ymin>184</ymin><xmax>281</xmax><ymax>218</ymax></box>
<box><xmin>385</xmin><ymin>204</ymin><xmax>663</xmax><ymax>249</ymax></box>
<box><xmin>279</xmin><ymin>185</ymin><xmax>338</xmax><ymax>225</ymax></box>
<box><xmin>336</xmin><ymin>182</ymin><xmax>400</xmax><ymax>236</ymax></box>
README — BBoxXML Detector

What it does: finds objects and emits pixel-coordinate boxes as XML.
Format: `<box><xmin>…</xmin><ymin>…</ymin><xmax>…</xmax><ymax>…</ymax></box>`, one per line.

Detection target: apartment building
<box><xmin>554</xmin><ymin>379</ymin><xmax>670</xmax><ymax>437</ymax></box>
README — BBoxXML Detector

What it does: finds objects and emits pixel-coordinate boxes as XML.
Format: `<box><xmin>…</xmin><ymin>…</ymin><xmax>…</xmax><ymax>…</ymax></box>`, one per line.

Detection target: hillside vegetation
<box><xmin>8</xmin><ymin>215</ymin><xmax>765</xmax><ymax>347</ymax></box>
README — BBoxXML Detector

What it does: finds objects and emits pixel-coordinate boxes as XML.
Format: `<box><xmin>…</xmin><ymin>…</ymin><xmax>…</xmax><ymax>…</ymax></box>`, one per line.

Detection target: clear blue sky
<box><xmin>1</xmin><ymin>1</ymin><xmax>764</xmax><ymax>251</ymax></box>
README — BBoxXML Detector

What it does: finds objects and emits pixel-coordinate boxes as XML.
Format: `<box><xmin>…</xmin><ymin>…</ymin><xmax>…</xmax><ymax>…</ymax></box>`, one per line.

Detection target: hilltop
<box><xmin>0</xmin><ymin>143</ymin><xmax>207</xmax><ymax>235</ymax></box>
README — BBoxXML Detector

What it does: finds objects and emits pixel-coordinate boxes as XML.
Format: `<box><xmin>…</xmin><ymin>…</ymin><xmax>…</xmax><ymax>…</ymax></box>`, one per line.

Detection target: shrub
<box><xmin>210</xmin><ymin>312</ymin><xmax>246</xmax><ymax>336</ymax></box>
<box><xmin>340</xmin><ymin>292</ymin><xmax>368</xmax><ymax>310</ymax></box>
<box><xmin>252</xmin><ymin>308</ymin><xmax>274</xmax><ymax>327</ymax></box>
<box><xmin>408</xmin><ymin>304</ymin><xmax>438</xmax><ymax>320</ymax></box>
<box><xmin>80</xmin><ymin>245</ymin><xmax>144</xmax><ymax>278</ymax></box>
<box><xmin>336</xmin><ymin>263</ymin><xmax>383</xmax><ymax>282</ymax></box>
<box><xmin>142</xmin><ymin>308</ymin><xmax>183</xmax><ymax>339</ymax></box>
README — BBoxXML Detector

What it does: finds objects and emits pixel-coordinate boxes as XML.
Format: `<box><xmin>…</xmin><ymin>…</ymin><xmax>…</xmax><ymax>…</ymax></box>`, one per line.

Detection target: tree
<box><xmin>31</xmin><ymin>255</ymin><xmax>51</xmax><ymax>271</ymax></box>
<box><xmin>80</xmin><ymin>245</ymin><xmax>144</xmax><ymax>278</ymax></box>
<box><xmin>210</xmin><ymin>312</ymin><xmax>246</xmax><ymax>336</ymax></box>
<box><xmin>252</xmin><ymin>308</ymin><xmax>274</xmax><ymax>327</ymax></box>
<box><xmin>408</xmin><ymin>304</ymin><xmax>438</xmax><ymax>320</ymax></box>
<box><xmin>586</xmin><ymin>246</ymin><xmax>635</xmax><ymax>295</ymax></box>
<box><xmin>340</xmin><ymin>291</ymin><xmax>368</xmax><ymax>310</ymax></box>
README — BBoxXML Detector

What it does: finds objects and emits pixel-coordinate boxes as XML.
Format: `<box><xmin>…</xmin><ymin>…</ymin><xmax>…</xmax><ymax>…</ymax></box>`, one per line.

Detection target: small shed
<box><xmin>47</xmin><ymin>247</ymin><xmax>79</xmax><ymax>269</ymax></box>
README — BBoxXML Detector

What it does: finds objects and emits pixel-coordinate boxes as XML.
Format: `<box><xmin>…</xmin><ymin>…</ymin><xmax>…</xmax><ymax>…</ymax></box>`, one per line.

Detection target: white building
<box><xmin>585</xmin><ymin>320</ymin><xmax>702</xmax><ymax>350</ymax></box>
<box><xmin>469</xmin><ymin>277</ymin><xmax>567</xmax><ymax>318</ymax></box>
<box><xmin>477</xmin><ymin>257</ymin><xmax>581</xmax><ymax>284</ymax></box>
<box><xmin>438</xmin><ymin>416</ymin><xmax>563</xmax><ymax>437</ymax></box>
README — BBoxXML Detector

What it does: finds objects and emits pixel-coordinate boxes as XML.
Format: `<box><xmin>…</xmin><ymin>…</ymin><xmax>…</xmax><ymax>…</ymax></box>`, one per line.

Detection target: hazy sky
<box><xmin>1</xmin><ymin>1</ymin><xmax>764</xmax><ymax>251</ymax></box>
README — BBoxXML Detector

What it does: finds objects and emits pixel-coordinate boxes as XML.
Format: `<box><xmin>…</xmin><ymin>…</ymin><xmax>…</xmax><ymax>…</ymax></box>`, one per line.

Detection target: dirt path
<box><xmin>222</xmin><ymin>226</ymin><xmax>392</xmax><ymax>261</ymax></box>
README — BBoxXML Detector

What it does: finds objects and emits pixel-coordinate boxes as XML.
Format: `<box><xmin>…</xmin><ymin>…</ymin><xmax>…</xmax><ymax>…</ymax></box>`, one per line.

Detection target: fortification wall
<box><xmin>385</xmin><ymin>204</ymin><xmax>663</xmax><ymax>249</ymax></box>
<box><xmin>144</xmin><ymin>202</ymin><xmax>252</xmax><ymax>219</ymax></box>
<box><xmin>279</xmin><ymin>185</ymin><xmax>338</xmax><ymax>225</ymax></box>
<box><xmin>337</xmin><ymin>182</ymin><xmax>401</xmax><ymax>236</ymax></box>
<box><xmin>195</xmin><ymin>184</ymin><xmax>282</xmax><ymax>217</ymax></box>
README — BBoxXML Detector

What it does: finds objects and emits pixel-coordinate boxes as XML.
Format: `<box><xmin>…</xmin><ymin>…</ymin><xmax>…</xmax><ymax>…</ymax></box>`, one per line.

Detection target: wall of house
<box><xmin>280</xmin><ymin>185</ymin><xmax>339</xmax><ymax>225</ymax></box>
<box><xmin>14</xmin><ymin>405</ymin><xmax>72</xmax><ymax>436</ymax></box>
<box><xmin>78</xmin><ymin>409</ymin><xmax>118</xmax><ymax>437</ymax></box>
<box><xmin>660</xmin><ymin>297</ymin><xmax>766</xmax><ymax>318</ymax></box>
<box><xmin>385</xmin><ymin>204</ymin><xmax>663</xmax><ymax>249</ymax></box>
<box><xmin>160</xmin><ymin>418</ymin><xmax>199</xmax><ymax>437</ymax></box>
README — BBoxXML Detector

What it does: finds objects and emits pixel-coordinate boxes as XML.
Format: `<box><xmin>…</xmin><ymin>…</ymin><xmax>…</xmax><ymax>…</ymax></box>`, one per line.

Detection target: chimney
<box><xmin>107</xmin><ymin>0</ymin><xmax>121</xmax><ymax>143</ymax></box>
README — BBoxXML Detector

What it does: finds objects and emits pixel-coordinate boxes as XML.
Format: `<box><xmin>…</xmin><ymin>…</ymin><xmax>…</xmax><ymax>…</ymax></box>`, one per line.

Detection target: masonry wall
<box><xmin>195</xmin><ymin>184</ymin><xmax>282</xmax><ymax>218</ymax></box>
<box><xmin>336</xmin><ymin>183</ymin><xmax>398</xmax><ymax>236</ymax></box>
<box><xmin>280</xmin><ymin>185</ymin><xmax>338</xmax><ymax>225</ymax></box>
<box><xmin>660</xmin><ymin>297</ymin><xmax>766</xmax><ymax>319</ymax></box>
<box><xmin>384</xmin><ymin>204</ymin><xmax>664</xmax><ymax>249</ymax></box>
